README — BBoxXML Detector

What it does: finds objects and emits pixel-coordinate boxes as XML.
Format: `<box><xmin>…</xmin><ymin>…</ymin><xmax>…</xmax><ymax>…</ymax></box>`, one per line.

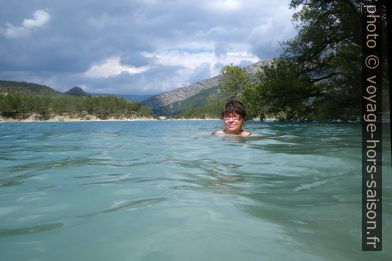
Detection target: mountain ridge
<box><xmin>142</xmin><ymin>60</ymin><xmax>272</xmax><ymax>115</ymax></box>
<box><xmin>0</xmin><ymin>80</ymin><xmax>155</xmax><ymax>102</ymax></box>
<box><xmin>0</xmin><ymin>80</ymin><xmax>63</xmax><ymax>96</ymax></box>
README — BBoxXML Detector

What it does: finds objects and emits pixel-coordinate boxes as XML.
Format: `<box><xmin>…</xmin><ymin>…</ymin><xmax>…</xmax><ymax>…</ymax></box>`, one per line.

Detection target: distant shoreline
<box><xmin>0</xmin><ymin>117</ymin><xmax>370</xmax><ymax>124</ymax></box>
<box><xmin>0</xmin><ymin>114</ymin><xmax>222</xmax><ymax>123</ymax></box>
<box><xmin>1</xmin><ymin>115</ymin><xmax>369</xmax><ymax>123</ymax></box>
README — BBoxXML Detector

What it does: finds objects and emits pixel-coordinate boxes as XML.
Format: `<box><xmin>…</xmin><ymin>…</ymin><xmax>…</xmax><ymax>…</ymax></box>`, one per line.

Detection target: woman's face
<box><xmin>223</xmin><ymin>113</ymin><xmax>244</xmax><ymax>134</ymax></box>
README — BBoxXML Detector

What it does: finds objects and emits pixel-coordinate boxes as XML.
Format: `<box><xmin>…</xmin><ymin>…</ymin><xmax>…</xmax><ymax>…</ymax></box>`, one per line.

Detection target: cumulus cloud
<box><xmin>0</xmin><ymin>0</ymin><xmax>297</xmax><ymax>94</ymax></box>
<box><xmin>206</xmin><ymin>0</ymin><xmax>242</xmax><ymax>11</ymax></box>
<box><xmin>2</xmin><ymin>9</ymin><xmax>50</xmax><ymax>39</ymax></box>
<box><xmin>144</xmin><ymin>49</ymin><xmax>259</xmax><ymax>77</ymax></box>
<box><xmin>22</xmin><ymin>10</ymin><xmax>50</xmax><ymax>29</ymax></box>
<box><xmin>4</xmin><ymin>24</ymin><xmax>29</xmax><ymax>38</ymax></box>
<box><xmin>84</xmin><ymin>57</ymin><xmax>150</xmax><ymax>78</ymax></box>
<box><xmin>248</xmin><ymin>5</ymin><xmax>296</xmax><ymax>58</ymax></box>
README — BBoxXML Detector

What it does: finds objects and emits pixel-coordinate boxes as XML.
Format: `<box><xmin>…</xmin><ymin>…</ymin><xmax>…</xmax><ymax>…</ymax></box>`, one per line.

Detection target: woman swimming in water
<box><xmin>214</xmin><ymin>99</ymin><xmax>251</xmax><ymax>136</ymax></box>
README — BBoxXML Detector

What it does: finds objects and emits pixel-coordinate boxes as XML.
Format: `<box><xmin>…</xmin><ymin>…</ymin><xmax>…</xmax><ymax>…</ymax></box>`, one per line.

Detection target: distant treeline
<box><xmin>0</xmin><ymin>93</ymin><xmax>152</xmax><ymax>120</ymax></box>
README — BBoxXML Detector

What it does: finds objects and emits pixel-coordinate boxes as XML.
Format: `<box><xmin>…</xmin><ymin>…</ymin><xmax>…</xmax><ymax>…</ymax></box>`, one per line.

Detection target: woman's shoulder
<box><xmin>212</xmin><ymin>130</ymin><xmax>225</xmax><ymax>135</ymax></box>
<box><xmin>240</xmin><ymin>130</ymin><xmax>251</xmax><ymax>136</ymax></box>
<box><xmin>241</xmin><ymin>131</ymin><xmax>266</xmax><ymax>138</ymax></box>
<box><xmin>212</xmin><ymin>130</ymin><xmax>264</xmax><ymax>137</ymax></box>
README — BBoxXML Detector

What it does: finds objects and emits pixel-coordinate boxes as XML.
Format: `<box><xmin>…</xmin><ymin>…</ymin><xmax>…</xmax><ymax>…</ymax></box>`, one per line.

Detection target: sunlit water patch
<box><xmin>0</xmin><ymin>120</ymin><xmax>391</xmax><ymax>261</ymax></box>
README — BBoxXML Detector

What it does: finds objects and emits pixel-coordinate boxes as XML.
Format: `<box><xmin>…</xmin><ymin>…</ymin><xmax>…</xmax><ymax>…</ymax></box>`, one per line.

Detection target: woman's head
<box><xmin>221</xmin><ymin>100</ymin><xmax>247</xmax><ymax>134</ymax></box>
<box><xmin>221</xmin><ymin>100</ymin><xmax>247</xmax><ymax>120</ymax></box>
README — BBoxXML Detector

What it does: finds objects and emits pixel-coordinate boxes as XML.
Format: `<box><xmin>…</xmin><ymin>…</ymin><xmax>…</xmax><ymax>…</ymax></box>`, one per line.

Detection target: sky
<box><xmin>0</xmin><ymin>0</ymin><xmax>297</xmax><ymax>95</ymax></box>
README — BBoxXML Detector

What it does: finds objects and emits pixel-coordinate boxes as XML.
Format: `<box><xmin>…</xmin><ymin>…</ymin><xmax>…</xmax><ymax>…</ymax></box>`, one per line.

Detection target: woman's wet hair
<box><xmin>221</xmin><ymin>99</ymin><xmax>247</xmax><ymax>120</ymax></box>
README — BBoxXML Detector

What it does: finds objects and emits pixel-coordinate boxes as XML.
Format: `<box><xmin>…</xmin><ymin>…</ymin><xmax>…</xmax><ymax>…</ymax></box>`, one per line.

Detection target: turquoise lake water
<box><xmin>0</xmin><ymin>120</ymin><xmax>391</xmax><ymax>261</ymax></box>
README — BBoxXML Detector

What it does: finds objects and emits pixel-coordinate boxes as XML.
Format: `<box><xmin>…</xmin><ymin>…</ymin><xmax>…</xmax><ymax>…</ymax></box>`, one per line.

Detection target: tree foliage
<box><xmin>282</xmin><ymin>0</ymin><xmax>364</xmax><ymax>120</ymax></box>
<box><xmin>219</xmin><ymin>64</ymin><xmax>254</xmax><ymax>99</ymax></box>
<box><xmin>218</xmin><ymin>0</ymin><xmax>388</xmax><ymax>121</ymax></box>
<box><xmin>218</xmin><ymin>64</ymin><xmax>260</xmax><ymax>118</ymax></box>
<box><xmin>254</xmin><ymin>60</ymin><xmax>316</xmax><ymax>120</ymax></box>
<box><xmin>0</xmin><ymin>93</ymin><xmax>152</xmax><ymax>120</ymax></box>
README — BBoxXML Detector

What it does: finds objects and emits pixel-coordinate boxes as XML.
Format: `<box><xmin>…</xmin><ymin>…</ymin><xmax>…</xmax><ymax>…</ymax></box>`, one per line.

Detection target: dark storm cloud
<box><xmin>0</xmin><ymin>0</ymin><xmax>296</xmax><ymax>94</ymax></box>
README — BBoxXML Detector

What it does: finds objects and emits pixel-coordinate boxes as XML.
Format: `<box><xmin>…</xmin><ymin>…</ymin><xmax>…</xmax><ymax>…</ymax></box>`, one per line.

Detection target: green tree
<box><xmin>282</xmin><ymin>0</ymin><xmax>364</xmax><ymax>120</ymax></box>
<box><xmin>249</xmin><ymin>0</ymin><xmax>388</xmax><ymax>121</ymax></box>
<box><xmin>254</xmin><ymin>59</ymin><xmax>317</xmax><ymax>120</ymax></box>
<box><xmin>219</xmin><ymin>64</ymin><xmax>254</xmax><ymax>99</ymax></box>
<box><xmin>219</xmin><ymin>64</ymin><xmax>260</xmax><ymax>118</ymax></box>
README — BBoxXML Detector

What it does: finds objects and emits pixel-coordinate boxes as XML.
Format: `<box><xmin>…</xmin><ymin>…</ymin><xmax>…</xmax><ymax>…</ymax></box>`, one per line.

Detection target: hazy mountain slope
<box><xmin>154</xmin><ymin>86</ymin><xmax>221</xmax><ymax>116</ymax></box>
<box><xmin>143</xmin><ymin>76</ymin><xmax>221</xmax><ymax>112</ymax></box>
<box><xmin>143</xmin><ymin>60</ymin><xmax>272</xmax><ymax>115</ymax></box>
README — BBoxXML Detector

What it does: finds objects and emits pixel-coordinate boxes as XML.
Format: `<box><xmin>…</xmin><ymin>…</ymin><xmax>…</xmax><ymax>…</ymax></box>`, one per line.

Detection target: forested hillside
<box><xmin>0</xmin><ymin>81</ymin><xmax>153</xmax><ymax>120</ymax></box>
<box><xmin>0</xmin><ymin>80</ymin><xmax>63</xmax><ymax>96</ymax></box>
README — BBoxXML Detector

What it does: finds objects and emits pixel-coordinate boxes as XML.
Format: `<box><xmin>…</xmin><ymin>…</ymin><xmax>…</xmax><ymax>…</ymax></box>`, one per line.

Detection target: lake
<box><xmin>0</xmin><ymin>120</ymin><xmax>391</xmax><ymax>261</ymax></box>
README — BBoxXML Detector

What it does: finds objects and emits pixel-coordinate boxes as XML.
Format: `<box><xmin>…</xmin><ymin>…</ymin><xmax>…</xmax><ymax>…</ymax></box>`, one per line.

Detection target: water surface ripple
<box><xmin>0</xmin><ymin>121</ymin><xmax>391</xmax><ymax>261</ymax></box>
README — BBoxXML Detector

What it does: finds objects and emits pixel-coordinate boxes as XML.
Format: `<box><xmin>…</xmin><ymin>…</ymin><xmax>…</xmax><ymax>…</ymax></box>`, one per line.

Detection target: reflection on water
<box><xmin>0</xmin><ymin>223</ymin><xmax>63</xmax><ymax>238</ymax></box>
<box><xmin>102</xmin><ymin>198</ymin><xmax>167</xmax><ymax>213</ymax></box>
<box><xmin>0</xmin><ymin>121</ymin><xmax>390</xmax><ymax>261</ymax></box>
